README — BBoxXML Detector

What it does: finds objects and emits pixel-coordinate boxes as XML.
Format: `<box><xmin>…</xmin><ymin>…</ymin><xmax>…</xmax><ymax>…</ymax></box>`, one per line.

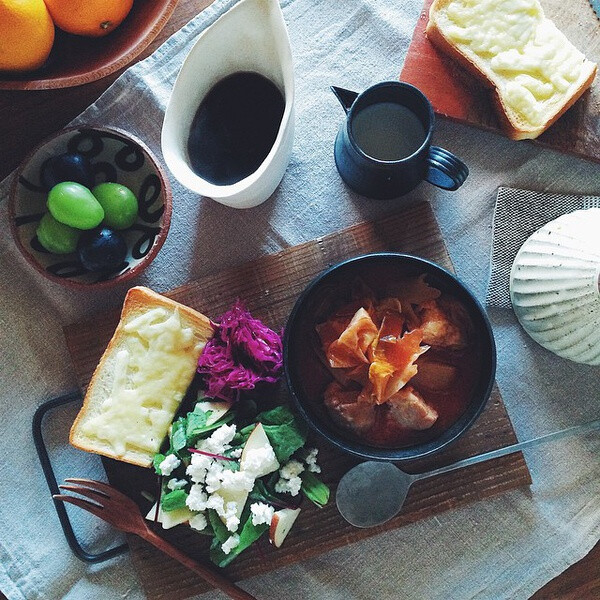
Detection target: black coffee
<box><xmin>351</xmin><ymin>102</ymin><xmax>426</xmax><ymax>161</ymax></box>
<box><xmin>187</xmin><ymin>71</ymin><xmax>285</xmax><ymax>185</ymax></box>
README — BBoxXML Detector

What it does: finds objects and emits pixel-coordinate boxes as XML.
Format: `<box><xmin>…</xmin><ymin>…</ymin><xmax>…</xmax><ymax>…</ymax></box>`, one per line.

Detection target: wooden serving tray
<box><xmin>400</xmin><ymin>0</ymin><xmax>600</xmax><ymax>164</ymax></box>
<box><xmin>63</xmin><ymin>202</ymin><xmax>531</xmax><ymax>599</ymax></box>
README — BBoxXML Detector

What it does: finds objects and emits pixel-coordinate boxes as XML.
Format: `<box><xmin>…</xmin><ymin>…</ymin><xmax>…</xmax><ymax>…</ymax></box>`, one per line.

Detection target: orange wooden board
<box><xmin>63</xmin><ymin>202</ymin><xmax>531</xmax><ymax>600</ymax></box>
<box><xmin>400</xmin><ymin>0</ymin><xmax>600</xmax><ymax>164</ymax></box>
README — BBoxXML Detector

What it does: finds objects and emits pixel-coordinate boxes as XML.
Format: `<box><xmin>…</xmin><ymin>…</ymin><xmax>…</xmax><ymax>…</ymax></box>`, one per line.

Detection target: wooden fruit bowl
<box><xmin>0</xmin><ymin>0</ymin><xmax>179</xmax><ymax>90</ymax></box>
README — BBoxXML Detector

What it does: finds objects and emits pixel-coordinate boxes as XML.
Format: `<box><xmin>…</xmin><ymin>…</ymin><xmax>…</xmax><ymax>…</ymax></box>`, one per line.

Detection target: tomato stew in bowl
<box><xmin>283</xmin><ymin>253</ymin><xmax>496</xmax><ymax>462</ymax></box>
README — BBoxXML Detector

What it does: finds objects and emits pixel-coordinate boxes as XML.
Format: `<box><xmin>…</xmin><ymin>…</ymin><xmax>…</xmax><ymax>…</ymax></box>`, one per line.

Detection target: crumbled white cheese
<box><xmin>221</xmin><ymin>534</ymin><xmax>240</xmax><ymax>555</ymax></box>
<box><xmin>205</xmin><ymin>461</ymin><xmax>225</xmax><ymax>494</ymax></box>
<box><xmin>220</xmin><ymin>469</ymin><xmax>255</xmax><ymax>493</ymax></box>
<box><xmin>225</xmin><ymin>514</ymin><xmax>240</xmax><ymax>532</ymax></box>
<box><xmin>189</xmin><ymin>512</ymin><xmax>208</xmax><ymax>531</ymax></box>
<box><xmin>280</xmin><ymin>459</ymin><xmax>304</xmax><ymax>479</ymax></box>
<box><xmin>199</xmin><ymin>423</ymin><xmax>237</xmax><ymax>454</ymax></box>
<box><xmin>186</xmin><ymin>484</ymin><xmax>208</xmax><ymax>512</ymax></box>
<box><xmin>275</xmin><ymin>475</ymin><xmax>302</xmax><ymax>496</ymax></box>
<box><xmin>189</xmin><ymin>451</ymin><xmax>212</xmax><ymax>469</ymax></box>
<box><xmin>250</xmin><ymin>502</ymin><xmax>275</xmax><ymax>526</ymax></box>
<box><xmin>243</xmin><ymin>444</ymin><xmax>279</xmax><ymax>476</ymax></box>
<box><xmin>159</xmin><ymin>454</ymin><xmax>181</xmax><ymax>477</ymax></box>
<box><xmin>186</xmin><ymin>461</ymin><xmax>208</xmax><ymax>484</ymax></box>
<box><xmin>167</xmin><ymin>478</ymin><xmax>187</xmax><ymax>491</ymax></box>
<box><xmin>205</xmin><ymin>492</ymin><xmax>225</xmax><ymax>515</ymax></box>
<box><xmin>303</xmin><ymin>447</ymin><xmax>321</xmax><ymax>473</ymax></box>
<box><xmin>224</xmin><ymin>501</ymin><xmax>240</xmax><ymax>532</ymax></box>
<box><xmin>229</xmin><ymin>448</ymin><xmax>243</xmax><ymax>459</ymax></box>
<box><xmin>275</xmin><ymin>459</ymin><xmax>305</xmax><ymax>496</ymax></box>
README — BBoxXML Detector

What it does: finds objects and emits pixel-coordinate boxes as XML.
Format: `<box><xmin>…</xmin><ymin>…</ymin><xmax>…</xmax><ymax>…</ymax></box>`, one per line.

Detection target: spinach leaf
<box><xmin>208</xmin><ymin>509</ymin><xmax>229</xmax><ymax>544</ymax></box>
<box><xmin>210</xmin><ymin>516</ymin><xmax>269</xmax><ymax>567</ymax></box>
<box><xmin>257</xmin><ymin>406</ymin><xmax>308</xmax><ymax>463</ymax></box>
<box><xmin>186</xmin><ymin>410</ymin><xmax>208</xmax><ymax>442</ymax></box>
<box><xmin>249</xmin><ymin>479</ymin><xmax>277</xmax><ymax>505</ymax></box>
<box><xmin>160</xmin><ymin>489</ymin><xmax>188</xmax><ymax>512</ymax></box>
<box><xmin>170</xmin><ymin>417</ymin><xmax>188</xmax><ymax>453</ymax></box>
<box><xmin>232</xmin><ymin>423</ymin><xmax>255</xmax><ymax>447</ymax></box>
<box><xmin>249</xmin><ymin>479</ymin><xmax>299</xmax><ymax>509</ymax></box>
<box><xmin>257</xmin><ymin>405</ymin><xmax>296</xmax><ymax>426</ymax></box>
<box><xmin>170</xmin><ymin>405</ymin><xmax>237</xmax><ymax>455</ymax></box>
<box><xmin>187</xmin><ymin>410</ymin><xmax>236</xmax><ymax>444</ymax></box>
<box><xmin>152</xmin><ymin>453</ymin><xmax>166</xmax><ymax>475</ymax></box>
<box><xmin>300</xmin><ymin>471</ymin><xmax>330</xmax><ymax>508</ymax></box>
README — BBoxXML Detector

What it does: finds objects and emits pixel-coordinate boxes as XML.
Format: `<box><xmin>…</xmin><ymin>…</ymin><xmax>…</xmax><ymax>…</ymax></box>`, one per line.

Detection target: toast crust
<box><xmin>426</xmin><ymin>0</ymin><xmax>597</xmax><ymax>140</ymax></box>
<box><xmin>69</xmin><ymin>286</ymin><xmax>214</xmax><ymax>467</ymax></box>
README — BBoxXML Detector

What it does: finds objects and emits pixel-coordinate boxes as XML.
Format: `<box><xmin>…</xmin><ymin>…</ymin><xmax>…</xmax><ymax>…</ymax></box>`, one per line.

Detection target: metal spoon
<box><xmin>336</xmin><ymin>419</ymin><xmax>600</xmax><ymax>528</ymax></box>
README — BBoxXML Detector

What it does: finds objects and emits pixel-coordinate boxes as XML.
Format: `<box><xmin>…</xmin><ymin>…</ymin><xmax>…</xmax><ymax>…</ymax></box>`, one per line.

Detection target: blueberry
<box><xmin>40</xmin><ymin>152</ymin><xmax>95</xmax><ymax>191</ymax></box>
<box><xmin>77</xmin><ymin>227</ymin><xmax>128</xmax><ymax>272</ymax></box>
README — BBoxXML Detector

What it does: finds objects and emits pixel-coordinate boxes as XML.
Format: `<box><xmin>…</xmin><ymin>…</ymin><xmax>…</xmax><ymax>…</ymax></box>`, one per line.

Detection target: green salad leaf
<box><xmin>301</xmin><ymin>471</ymin><xmax>330</xmax><ymax>508</ymax></box>
<box><xmin>232</xmin><ymin>423</ymin><xmax>254</xmax><ymax>447</ymax></box>
<box><xmin>185</xmin><ymin>408</ymin><xmax>209</xmax><ymax>440</ymax></box>
<box><xmin>165</xmin><ymin>402</ymin><xmax>237</xmax><ymax>458</ymax></box>
<box><xmin>209</xmin><ymin>515</ymin><xmax>269</xmax><ymax>568</ymax></box>
<box><xmin>208</xmin><ymin>509</ymin><xmax>229</xmax><ymax>544</ymax></box>
<box><xmin>256</xmin><ymin>406</ymin><xmax>308</xmax><ymax>463</ymax></box>
<box><xmin>171</xmin><ymin>417</ymin><xmax>188</xmax><ymax>453</ymax></box>
<box><xmin>160</xmin><ymin>489</ymin><xmax>188</xmax><ymax>512</ymax></box>
<box><xmin>185</xmin><ymin>403</ymin><xmax>237</xmax><ymax>446</ymax></box>
<box><xmin>249</xmin><ymin>478</ymin><xmax>300</xmax><ymax>510</ymax></box>
<box><xmin>152</xmin><ymin>453</ymin><xmax>166</xmax><ymax>475</ymax></box>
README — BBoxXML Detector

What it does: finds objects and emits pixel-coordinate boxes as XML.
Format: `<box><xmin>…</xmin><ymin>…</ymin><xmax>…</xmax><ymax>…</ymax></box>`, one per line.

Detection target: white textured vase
<box><xmin>510</xmin><ymin>208</ymin><xmax>600</xmax><ymax>365</ymax></box>
<box><xmin>161</xmin><ymin>0</ymin><xmax>295</xmax><ymax>209</ymax></box>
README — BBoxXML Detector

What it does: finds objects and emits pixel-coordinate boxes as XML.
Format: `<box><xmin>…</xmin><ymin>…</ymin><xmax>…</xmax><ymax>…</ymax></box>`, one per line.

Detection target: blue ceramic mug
<box><xmin>332</xmin><ymin>82</ymin><xmax>468</xmax><ymax>199</ymax></box>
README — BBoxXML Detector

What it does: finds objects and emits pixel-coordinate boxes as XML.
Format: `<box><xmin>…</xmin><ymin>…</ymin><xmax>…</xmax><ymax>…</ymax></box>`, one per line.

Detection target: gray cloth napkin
<box><xmin>487</xmin><ymin>187</ymin><xmax>600</xmax><ymax>308</ymax></box>
<box><xmin>0</xmin><ymin>1</ymin><xmax>599</xmax><ymax>600</ymax></box>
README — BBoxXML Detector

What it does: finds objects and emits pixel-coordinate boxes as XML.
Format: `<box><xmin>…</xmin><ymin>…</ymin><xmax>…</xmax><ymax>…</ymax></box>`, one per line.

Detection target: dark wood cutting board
<box><xmin>63</xmin><ymin>202</ymin><xmax>531</xmax><ymax>600</ymax></box>
<box><xmin>400</xmin><ymin>0</ymin><xmax>600</xmax><ymax>164</ymax></box>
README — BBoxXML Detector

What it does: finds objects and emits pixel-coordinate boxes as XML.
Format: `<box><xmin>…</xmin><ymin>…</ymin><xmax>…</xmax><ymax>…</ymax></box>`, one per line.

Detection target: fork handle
<box><xmin>142</xmin><ymin>530</ymin><xmax>258</xmax><ymax>600</ymax></box>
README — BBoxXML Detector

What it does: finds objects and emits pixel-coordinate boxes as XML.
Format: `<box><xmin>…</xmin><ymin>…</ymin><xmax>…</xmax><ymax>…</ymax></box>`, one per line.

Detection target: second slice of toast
<box><xmin>426</xmin><ymin>0</ymin><xmax>597</xmax><ymax>140</ymax></box>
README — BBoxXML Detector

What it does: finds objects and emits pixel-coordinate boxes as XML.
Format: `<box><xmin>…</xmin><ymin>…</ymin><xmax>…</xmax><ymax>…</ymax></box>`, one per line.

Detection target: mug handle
<box><xmin>425</xmin><ymin>146</ymin><xmax>469</xmax><ymax>191</ymax></box>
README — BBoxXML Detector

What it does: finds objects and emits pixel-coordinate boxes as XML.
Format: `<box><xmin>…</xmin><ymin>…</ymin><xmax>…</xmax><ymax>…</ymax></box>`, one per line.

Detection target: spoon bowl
<box><xmin>336</xmin><ymin>462</ymin><xmax>413</xmax><ymax>528</ymax></box>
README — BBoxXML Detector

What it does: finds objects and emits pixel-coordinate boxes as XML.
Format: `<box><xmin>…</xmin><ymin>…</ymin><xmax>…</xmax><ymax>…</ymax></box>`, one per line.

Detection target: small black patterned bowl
<box><xmin>9</xmin><ymin>126</ymin><xmax>172</xmax><ymax>289</ymax></box>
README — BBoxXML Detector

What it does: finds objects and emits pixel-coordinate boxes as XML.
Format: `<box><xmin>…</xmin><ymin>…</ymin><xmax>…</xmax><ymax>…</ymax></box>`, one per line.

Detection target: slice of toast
<box><xmin>69</xmin><ymin>287</ymin><xmax>214</xmax><ymax>468</ymax></box>
<box><xmin>426</xmin><ymin>0</ymin><xmax>597</xmax><ymax>140</ymax></box>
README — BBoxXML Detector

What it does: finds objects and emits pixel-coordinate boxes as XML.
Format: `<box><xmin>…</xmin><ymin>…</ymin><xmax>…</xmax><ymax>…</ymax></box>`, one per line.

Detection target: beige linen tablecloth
<box><xmin>0</xmin><ymin>0</ymin><xmax>598</xmax><ymax>598</ymax></box>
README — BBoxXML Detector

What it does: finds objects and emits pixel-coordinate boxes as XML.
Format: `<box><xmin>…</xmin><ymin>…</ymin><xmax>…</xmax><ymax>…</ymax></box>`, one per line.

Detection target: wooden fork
<box><xmin>54</xmin><ymin>478</ymin><xmax>257</xmax><ymax>600</ymax></box>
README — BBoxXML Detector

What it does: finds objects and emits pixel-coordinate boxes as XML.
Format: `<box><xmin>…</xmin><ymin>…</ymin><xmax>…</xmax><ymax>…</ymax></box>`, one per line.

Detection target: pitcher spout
<box><xmin>331</xmin><ymin>86</ymin><xmax>358</xmax><ymax>114</ymax></box>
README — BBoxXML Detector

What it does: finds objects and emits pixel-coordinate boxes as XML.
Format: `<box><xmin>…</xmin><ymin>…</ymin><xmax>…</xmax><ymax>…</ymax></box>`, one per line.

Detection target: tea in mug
<box><xmin>351</xmin><ymin>102</ymin><xmax>426</xmax><ymax>161</ymax></box>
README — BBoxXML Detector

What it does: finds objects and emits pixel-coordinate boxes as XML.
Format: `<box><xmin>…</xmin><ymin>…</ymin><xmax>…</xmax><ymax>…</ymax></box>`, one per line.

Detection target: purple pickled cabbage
<box><xmin>197</xmin><ymin>300</ymin><xmax>283</xmax><ymax>401</ymax></box>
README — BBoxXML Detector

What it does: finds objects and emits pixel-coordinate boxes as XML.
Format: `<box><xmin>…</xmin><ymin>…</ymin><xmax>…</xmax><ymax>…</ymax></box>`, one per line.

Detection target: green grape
<box><xmin>92</xmin><ymin>183</ymin><xmax>139</xmax><ymax>230</ymax></box>
<box><xmin>36</xmin><ymin>212</ymin><xmax>81</xmax><ymax>254</ymax></box>
<box><xmin>47</xmin><ymin>182</ymin><xmax>104</xmax><ymax>230</ymax></box>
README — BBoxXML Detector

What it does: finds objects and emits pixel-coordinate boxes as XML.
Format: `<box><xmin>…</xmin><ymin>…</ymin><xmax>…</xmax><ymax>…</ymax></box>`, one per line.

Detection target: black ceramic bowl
<box><xmin>283</xmin><ymin>253</ymin><xmax>496</xmax><ymax>462</ymax></box>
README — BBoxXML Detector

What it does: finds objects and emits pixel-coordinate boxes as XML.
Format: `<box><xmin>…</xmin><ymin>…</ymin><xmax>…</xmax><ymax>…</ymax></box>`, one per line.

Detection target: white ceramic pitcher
<box><xmin>161</xmin><ymin>0</ymin><xmax>295</xmax><ymax>209</ymax></box>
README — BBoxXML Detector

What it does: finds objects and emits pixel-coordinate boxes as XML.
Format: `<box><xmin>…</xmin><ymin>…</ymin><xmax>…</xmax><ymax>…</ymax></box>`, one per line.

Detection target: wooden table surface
<box><xmin>0</xmin><ymin>0</ymin><xmax>597</xmax><ymax>598</ymax></box>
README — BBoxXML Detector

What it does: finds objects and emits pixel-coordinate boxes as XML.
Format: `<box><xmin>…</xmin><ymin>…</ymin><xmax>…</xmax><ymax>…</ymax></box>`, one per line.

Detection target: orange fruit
<box><xmin>43</xmin><ymin>0</ymin><xmax>134</xmax><ymax>37</ymax></box>
<box><xmin>0</xmin><ymin>0</ymin><xmax>55</xmax><ymax>72</ymax></box>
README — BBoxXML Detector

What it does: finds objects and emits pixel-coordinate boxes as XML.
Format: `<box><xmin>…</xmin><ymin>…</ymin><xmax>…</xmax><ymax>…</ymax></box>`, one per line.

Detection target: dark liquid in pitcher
<box><xmin>187</xmin><ymin>72</ymin><xmax>285</xmax><ymax>185</ymax></box>
<box><xmin>351</xmin><ymin>103</ymin><xmax>426</xmax><ymax>161</ymax></box>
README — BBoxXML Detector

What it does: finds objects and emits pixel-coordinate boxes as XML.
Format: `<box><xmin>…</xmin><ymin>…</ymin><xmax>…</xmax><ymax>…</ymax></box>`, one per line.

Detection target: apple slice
<box><xmin>196</xmin><ymin>397</ymin><xmax>233</xmax><ymax>426</ymax></box>
<box><xmin>269</xmin><ymin>507</ymin><xmax>301</xmax><ymax>547</ymax></box>
<box><xmin>218</xmin><ymin>487</ymin><xmax>249</xmax><ymax>523</ymax></box>
<box><xmin>240</xmin><ymin>422</ymin><xmax>280</xmax><ymax>478</ymax></box>
<box><xmin>145</xmin><ymin>503</ymin><xmax>195</xmax><ymax>529</ymax></box>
